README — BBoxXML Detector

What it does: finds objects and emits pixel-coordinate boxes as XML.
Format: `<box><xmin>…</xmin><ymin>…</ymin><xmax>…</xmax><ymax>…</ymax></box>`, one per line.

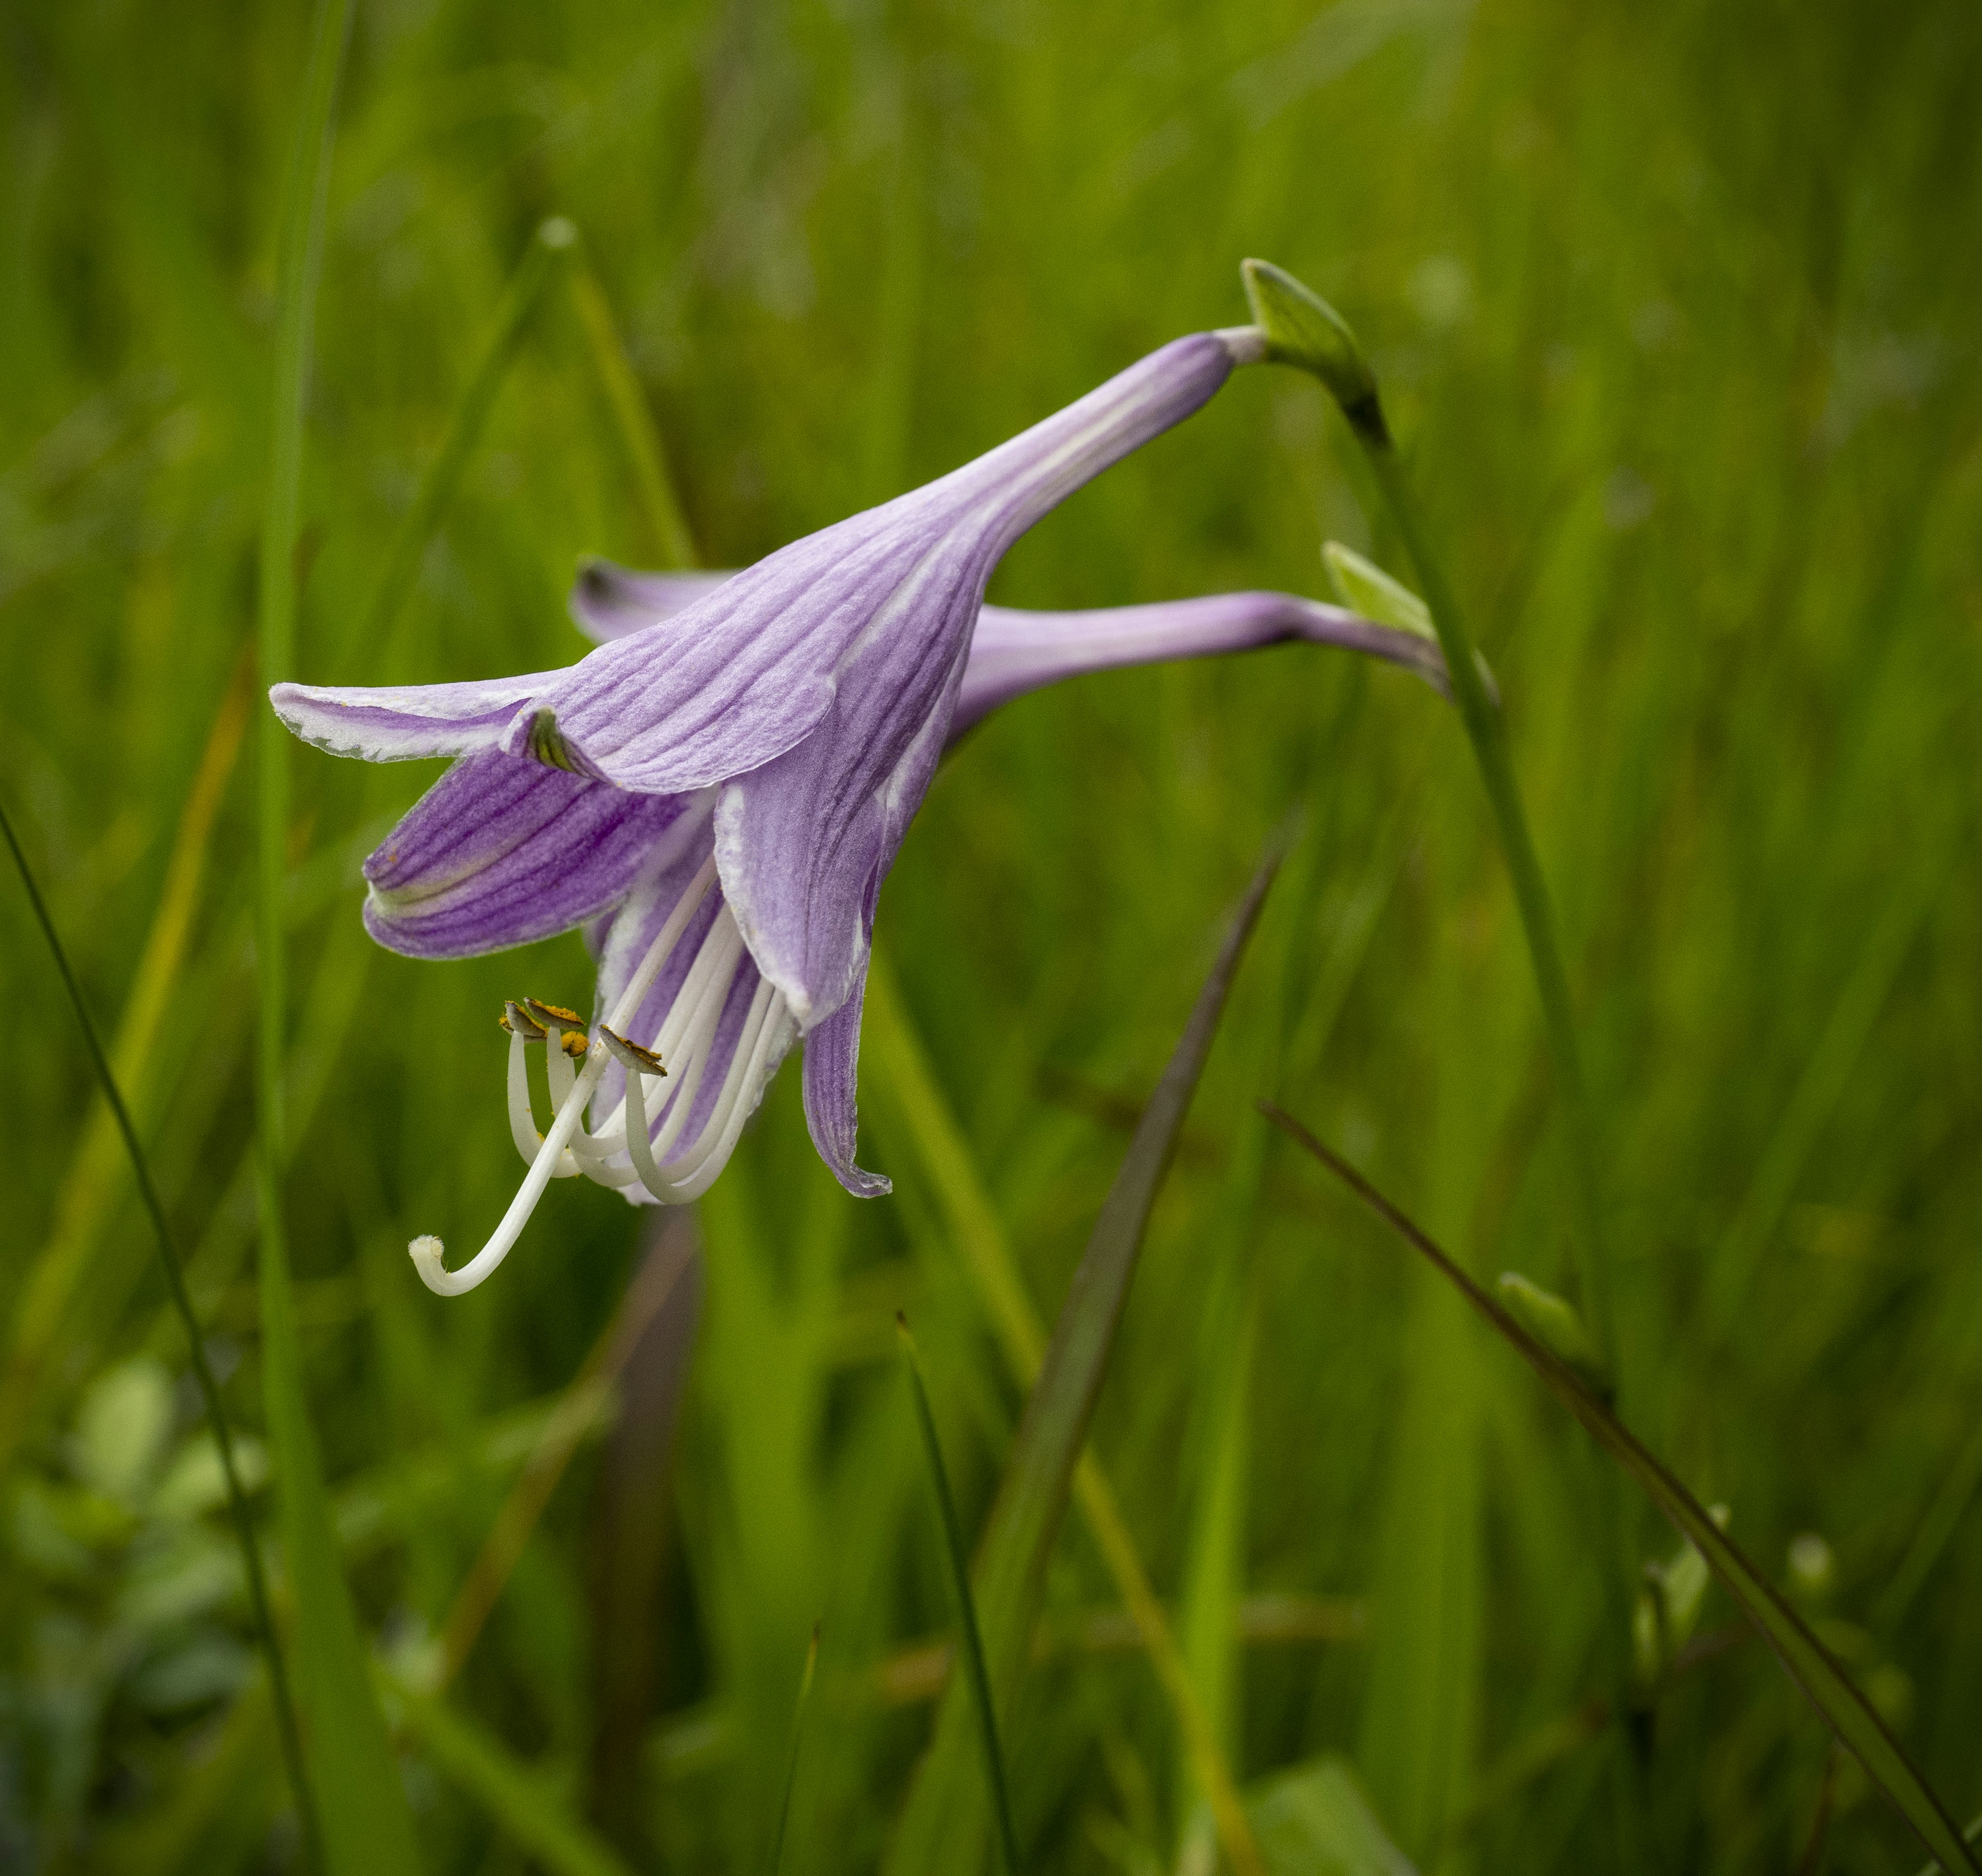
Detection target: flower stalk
<box><xmin>1243</xmin><ymin>257</ymin><xmax>1615</xmax><ymax>1366</ymax></box>
<box><xmin>1243</xmin><ymin>256</ymin><xmax>1646</xmax><ymax>1860</ymax></box>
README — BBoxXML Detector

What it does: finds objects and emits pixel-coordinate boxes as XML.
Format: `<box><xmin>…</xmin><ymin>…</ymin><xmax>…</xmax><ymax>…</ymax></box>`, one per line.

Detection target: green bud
<box><xmin>1322</xmin><ymin>542</ymin><xmax>1435</xmax><ymax>641</ymax></box>
<box><xmin>1496</xmin><ymin>1272</ymin><xmax>1612</xmax><ymax>1399</ymax></box>
<box><xmin>1635</xmin><ymin>1507</ymin><xmax>1725</xmax><ymax>1688</ymax></box>
<box><xmin>1631</xmin><ymin>1585</ymin><xmax>1662</xmax><ymax>1691</ymax></box>
<box><xmin>1240</xmin><ymin>259</ymin><xmax>1387</xmax><ymax>443</ymax></box>
<box><xmin>1655</xmin><ymin>1527</ymin><xmax>1714</xmax><ymax>1648</ymax></box>
<box><xmin>1786</xmin><ymin>1530</ymin><xmax>1835</xmax><ymax>1602</ymax></box>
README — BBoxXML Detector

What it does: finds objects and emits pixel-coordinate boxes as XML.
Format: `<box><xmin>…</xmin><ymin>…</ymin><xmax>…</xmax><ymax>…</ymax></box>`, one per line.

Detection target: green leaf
<box><xmin>864</xmin><ymin>951</ymin><xmax>1269</xmax><ymax>1876</ymax></box>
<box><xmin>1249</xmin><ymin>1756</ymin><xmax>1417</xmax><ymax>1876</ymax></box>
<box><xmin>886</xmin><ymin>842</ymin><xmax>1283</xmax><ymax>1875</ymax></box>
<box><xmin>1264</xmin><ymin>1106</ymin><xmax>1981</xmax><ymax>1876</ymax></box>
<box><xmin>388</xmin><ymin>1677</ymin><xmax>634</xmax><ymax>1876</ymax></box>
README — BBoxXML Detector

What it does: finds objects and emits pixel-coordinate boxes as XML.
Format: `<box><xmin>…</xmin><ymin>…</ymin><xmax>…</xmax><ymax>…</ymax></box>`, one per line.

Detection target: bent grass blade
<box><xmin>864</xmin><ymin>954</ymin><xmax>1269</xmax><ymax>1876</ymax></box>
<box><xmin>349</xmin><ymin>216</ymin><xmax>578</xmax><ymax>674</ymax></box>
<box><xmin>0</xmin><ymin>792</ymin><xmax>317</xmax><ymax>1867</ymax></box>
<box><xmin>885</xmin><ymin>839</ymin><xmax>1283</xmax><ymax>1876</ymax></box>
<box><xmin>1261</xmin><ymin>1103</ymin><xmax>1980</xmax><ymax>1876</ymax></box>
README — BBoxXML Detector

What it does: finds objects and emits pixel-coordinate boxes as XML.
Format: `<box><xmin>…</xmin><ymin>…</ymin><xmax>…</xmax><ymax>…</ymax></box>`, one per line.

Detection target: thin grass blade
<box><xmin>1</xmin><ymin>792</ymin><xmax>316</xmax><ymax>1863</ymax></box>
<box><xmin>387</xmin><ymin>1677</ymin><xmax>635</xmax><ymax>1876</ymax></box>
<box><xmin>1262</xmin><ymin>1103</ymin><xmax>1981</xmax><ymax>1875</ymax></box>
<box><xmin>0</xmin><ymin>649</ymin><xmax>252</xmax><ymax>1461</ymax></box>
<box><xmin>768</xmin><ymin>1623</ymin><xmax>823</xmax><ymax>1876</ymax></box>
<box><xmin>256</xmin><ymin>4</ymin><xmax>422</xmax><ymax>1870</ymax></box>
<box><xmin>899</xmin><ymin>1318</ymin><xmax>1021</xmax><ymax>1876</ymax></box>
<box><xmin>886</xmin><ymin>837</ymin><xmax>1283</xmax><ymax>1875</ymax></box>
<box><xmin>348</xmin><ymin>216</ymin><xmax>578</xmax><ymax>673</ymax></box>
<box><xmin>571</xmin><ymin>255</ymin><xmax>697</xmax><ymax>569</ymax></box>
<box><xmin>864</xmin><ymin>955</ymin><xmax>1268</xmax><ymax>1876</ymax></box>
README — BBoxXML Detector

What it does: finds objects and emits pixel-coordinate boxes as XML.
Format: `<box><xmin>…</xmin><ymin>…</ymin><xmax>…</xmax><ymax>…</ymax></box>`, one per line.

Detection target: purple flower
<box><xmin>273</xmin><ymin>326</ymin><xmax>1443</xmax><ymax>1295</ymax></box>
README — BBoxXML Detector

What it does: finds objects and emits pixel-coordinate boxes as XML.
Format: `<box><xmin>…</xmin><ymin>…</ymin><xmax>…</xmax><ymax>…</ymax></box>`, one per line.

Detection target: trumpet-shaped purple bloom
<box><xmin>273</xmin><ymin>325</ymin><xmax>1444</xmax><ymax>1295</ymax></box>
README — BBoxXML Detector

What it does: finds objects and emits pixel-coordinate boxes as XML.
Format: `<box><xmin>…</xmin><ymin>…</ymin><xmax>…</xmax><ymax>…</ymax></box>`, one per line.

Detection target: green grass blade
<box><xmin>0</xmin><ymin>660</ymin><xmax>251</xmax><ymax>1465</ymax></box>
<box><xmin>257</xmin><ymin>5</ymin><xmax>421</xmax><ymax>1872</ymax></box>
<box><xmin>864</xmin><ymin>950</ymin><xmax>1269</xmax><ymax>1876</ymax></box>
<box><xmin>571</xmin><ymin>256</ymin><xmax>697</xmax><ymax>570</ymax></box>
<box><xmin>1</xmin><ymin>792</ymin><xmax>316</xmax><ymax>1861</ymax></box>
<box><xmin>263</xmin><ymin>1237</ymin><xmax>424</xmax><ymax>1873</ymax></box>
<box><xmin>886</xmin><ymin>839</ymin><xmax>1283</xmax><ymax>1875</ymax></box>
<box><xmin>347</xmin><ymin>216</ymin><xmax>578</xmax><ymax>674</ymax></box>
<box><xmin>388</xmin><ymin>1677</ymin><xmax>635</xmax><ymax>1876</ymax></box>
<box><xmin>1262</xmin><ymin>1104</ymin><xmax>1981</xmax><ymax>1875</ymax></box>
<box><xmin>1705</xmin><ymin>879</ymin><xmax>1929</xmax><ymax>1344</ymax></box>
<box><xmin>1916</xmin><ymin>1815</ymin><xmax>1982</xmax><ymax>1876</ymax></box>
<box><xmin>900</xmin><ymin>1319</ymin><xmax>1022</xmax><ymax>1876</ymax></box>
<box><xmin>768</xmin><ymin>1623</ymin><xmax>823</xmax><ymax>1876</ymax></box>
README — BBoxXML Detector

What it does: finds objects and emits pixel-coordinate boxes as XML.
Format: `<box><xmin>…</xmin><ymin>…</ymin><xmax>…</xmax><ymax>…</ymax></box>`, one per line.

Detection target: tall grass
<box><xmin>3</xmin><ymin>1</ymin><xmax>1979</xmax><ymax>1871</ymax></box>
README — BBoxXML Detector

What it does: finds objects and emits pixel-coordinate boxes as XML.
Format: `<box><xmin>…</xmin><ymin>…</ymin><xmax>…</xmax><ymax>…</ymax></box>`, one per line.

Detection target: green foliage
<box><xmin>4</xmin><ymin>0</ymin><xmax>1981</xmax><ymax>1871</ymax></box>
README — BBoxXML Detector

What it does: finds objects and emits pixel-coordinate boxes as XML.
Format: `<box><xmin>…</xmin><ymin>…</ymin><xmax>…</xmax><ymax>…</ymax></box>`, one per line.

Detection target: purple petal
<box><xmin>801</xmin><ymin>969</ymin><xmax>890</xmax><ymax>1197</ymax></box>
<box><xmin>715</xmin><ymin>602</ymin><xmax>968</xmax><ymax>1026</ymax></box>
<box><xmin>361</xmin><ymin>749</ymin><xmax>701</xmax><ymax>960</ymax></box>
<box><xmin>568</xmin><ymin>560</ymin><xmax>735</xmax><ymax>643</ymax></box>
<box><xmin>952</xmin><ymin>591</ymin><xmax>1452</xmax><ymax>733</ymax></box>
<box><xmin>531</xmin><ymin>333</ymin><xmax>1241</xmax><ymax>794</ymax></box>
<box><xmin>270</xmin><ymin>672</ymin><xmax>564</xmax><ymax>762</ymax></box>
<box><xmin>523</xmin><ymin>508</ymin><xmax>944</xmax><ymax>791</ymax></box>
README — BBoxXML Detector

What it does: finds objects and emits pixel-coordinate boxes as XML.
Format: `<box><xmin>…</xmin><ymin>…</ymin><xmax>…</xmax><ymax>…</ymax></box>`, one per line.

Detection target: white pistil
<box><xmin>411</xmin><ymin>1038</ymin><xmax>609</xmax><ymax>1297</ymax></box>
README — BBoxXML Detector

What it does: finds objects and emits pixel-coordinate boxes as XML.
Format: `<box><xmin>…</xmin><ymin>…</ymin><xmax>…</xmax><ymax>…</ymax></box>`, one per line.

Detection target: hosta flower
<box><xmin>274</xmin><ymin>325</ymin><xmax>1444</xmax><ymax>1296</ymax></box>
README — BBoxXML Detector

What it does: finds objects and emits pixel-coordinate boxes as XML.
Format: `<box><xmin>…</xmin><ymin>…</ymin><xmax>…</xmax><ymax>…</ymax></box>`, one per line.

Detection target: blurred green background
<box><xmin>4</xmin><ymin>0</ymin><xmax>1980</xmax><ymax>1869</ymax></box>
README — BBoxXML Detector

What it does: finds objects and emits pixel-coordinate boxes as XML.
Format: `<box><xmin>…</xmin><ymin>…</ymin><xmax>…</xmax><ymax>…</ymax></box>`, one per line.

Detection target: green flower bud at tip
<box><xmin>1240</xmin><ymin>258</ymin><xmax>1387</xmax><ymax>443</ymax></box>
<box><xmin>1323</xmin><ymin>542</ymin><xmax>1502</xmax><ymax>706</ymax></box>
<box><xmin>1496</xmin><ymin>1271</ymin><xmax>1612</xmax><ymax>1398</ymax></box>
<box><xmin>1322</xmin><ymin>542</ymin><xmax>1435</xmax><ymax>641</ymax></box>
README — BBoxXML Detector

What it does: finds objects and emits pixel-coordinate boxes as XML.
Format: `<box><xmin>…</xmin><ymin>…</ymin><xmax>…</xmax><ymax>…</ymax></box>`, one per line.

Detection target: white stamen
<box><xmin>609</xmin><ymin>854</ymin><xmax>720</xmax><ymax>1031</ymax></box>
<box><xmin>414</xmin><ymin>854</ymin><xmax>724</xmax><ymax>1293</ymax></box>
<box><xmin>618</xmin><ymin>978</ymin><xmax>789</xmax><ymax>1203</ymax></box>
<box><xmin>505</xmin><ymin>1025</ymin><xmax>553</xmax><ymax>1169</ymax></box>
<box><xmin>582</xmin><ymin>899</ymin><xmax>744</xmax><ymax>1150</ymax></box>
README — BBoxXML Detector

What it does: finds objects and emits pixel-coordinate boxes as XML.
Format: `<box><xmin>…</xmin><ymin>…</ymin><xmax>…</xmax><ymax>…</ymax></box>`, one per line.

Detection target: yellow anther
<box><xmin>523</xmin><ymin>997</ymin><xmax>588</xmax><ymax>1038</ymax></box>
<box><xmin>559</xmin><ymin>1030</ymin><xmax>589</xmax><ymax>1059</ymax></box>
<box><xmin>598</xmin><ymin>1025</ymin><xmax>667</xmax><ymax>1077</ymax></box>
<box><xmin>501</xmin><ymin>1000</ymin><xmax>548</xmax><ymax>1041</ymax></box>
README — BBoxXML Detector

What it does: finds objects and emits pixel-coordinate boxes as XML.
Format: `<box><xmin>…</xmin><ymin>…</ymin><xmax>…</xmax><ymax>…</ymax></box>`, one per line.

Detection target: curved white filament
<box><xmin>619</xmin><ymin>978</ymin><xmax>787</xmax><ymax>1202</ymax></box>
<box><xmin>412</xmin><ymin>1039</ymin><xmax>611</xmax><ymax>1296</ymax></box>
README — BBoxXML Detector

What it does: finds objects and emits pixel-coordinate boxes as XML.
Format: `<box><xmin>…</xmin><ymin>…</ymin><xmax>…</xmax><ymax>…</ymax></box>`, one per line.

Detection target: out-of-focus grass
<box><xmin>3</xmin><ymin>1</ymin><xmax>1980</xmax><ymax>1871</ymax></box>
